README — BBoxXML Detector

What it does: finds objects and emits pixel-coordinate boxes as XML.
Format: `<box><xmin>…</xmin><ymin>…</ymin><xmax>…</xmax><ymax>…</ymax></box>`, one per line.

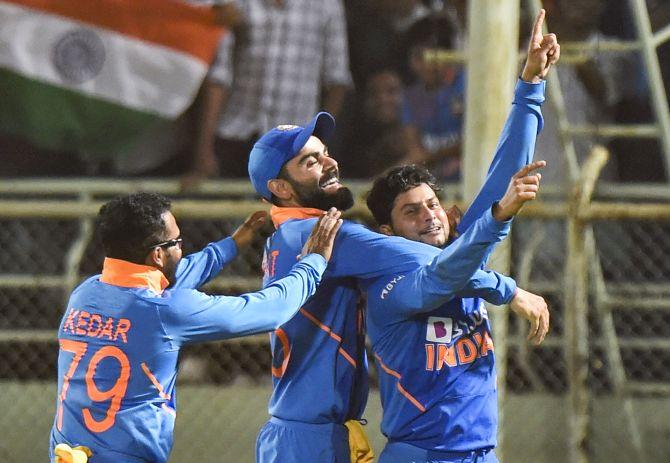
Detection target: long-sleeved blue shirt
<box><xmin>49</xmin><ymin>237</ymin><xmax>327</xmax><ymax>463</ymax></box>
<box><xmin>366</xmin><ymin>78</ymin><xmax>545</xmax><ymax>452</ymax></box>
<box><xmin>261</xmin><ymin>208</ymin><xmax>518</xmax><ymax>425</ymax></box>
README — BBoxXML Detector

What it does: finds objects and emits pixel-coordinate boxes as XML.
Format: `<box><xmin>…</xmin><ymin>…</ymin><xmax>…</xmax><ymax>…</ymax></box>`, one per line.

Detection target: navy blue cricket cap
<box><xmin>248</xmin><ymin>112</ymin><xmax>336</xmax><ymax>200</ymax></box>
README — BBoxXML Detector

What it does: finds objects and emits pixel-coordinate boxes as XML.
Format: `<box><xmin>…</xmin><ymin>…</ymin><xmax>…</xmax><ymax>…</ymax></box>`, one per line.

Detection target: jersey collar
<box><xmin>100</xmin><ymin>257</ymin><xmax>169</xmax><ymax>294</ymax></box>
<box><xmin>270</xmin><ymin>206</ymin><xmax>324</xmax><ymax>228</ymax></box>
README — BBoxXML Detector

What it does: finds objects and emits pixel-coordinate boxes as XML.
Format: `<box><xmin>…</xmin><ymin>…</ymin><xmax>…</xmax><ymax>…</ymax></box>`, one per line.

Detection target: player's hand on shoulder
<box><xmin>510</xmin><ymin>287</ymin><xmax>550</xmax><ymax>345</ymax></box>
<box><xmin>301</xmin><ymin>208</ymin><xmax>343</xmax><ymax>262</ymax></box>
<box><xmin>493</xmin><ymin>160</ymin><xmax>546</xmax><ymax>221</ymax></box>
<box><xmin>521</xmin><ymin>9</ymin><xmax>561</xmax><ymax>83</ymax></box>
<box><xmin>231</xmin><ymin>210</ymin><xmax>269</xmax><ymax>249</ymax></box>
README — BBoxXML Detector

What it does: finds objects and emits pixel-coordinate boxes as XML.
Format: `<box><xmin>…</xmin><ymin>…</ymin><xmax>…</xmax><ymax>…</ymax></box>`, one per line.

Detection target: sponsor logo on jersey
<box><xmin>424</xmin><ymin>305</ymin><xmax>493</xmax><ymax>371</ymax></box>
<box><xmin>380</xmin><ymin>275</ymin><xmax>405</xmax><ymax>299</ymax></box>
<box><xmin>425</xmin><ymin>305</ymin><xmax>488</xmax><ymax>344</ymax></box>
<box><xmin>426</xmin><ymin>316</ymin><xmax>453</xmax><ymax>343</ymax></box>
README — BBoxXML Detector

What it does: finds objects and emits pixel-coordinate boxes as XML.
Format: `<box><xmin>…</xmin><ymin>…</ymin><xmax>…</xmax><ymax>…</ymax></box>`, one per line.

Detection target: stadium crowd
<box><xmin>1</xmin><ymin>0</ymin><xmax>669</xmax><ymax>183</ymax></box>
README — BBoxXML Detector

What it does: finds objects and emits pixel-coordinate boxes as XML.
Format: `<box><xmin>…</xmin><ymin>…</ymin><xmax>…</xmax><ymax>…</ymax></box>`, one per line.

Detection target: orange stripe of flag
<box><xmin>4</xmin><ymin>0</ymin><xmax>224</xmax><ymax>63</ymax></box>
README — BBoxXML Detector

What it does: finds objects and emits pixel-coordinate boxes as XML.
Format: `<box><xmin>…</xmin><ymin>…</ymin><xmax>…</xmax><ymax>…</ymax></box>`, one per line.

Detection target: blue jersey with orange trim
<box><xmin>366</xmin><ymin>79</ymin><xmax>545</xmax><ymax>452</ymax></box>
<box><xmin>261</xmin><ymin>206</ymin><xmax>519</xmax><ymax>425</ymax></box>
<box><xmin>49</xmin><ymin>237</ymin><xmax>327</xmax><ymax>463</ymax></box>
<box><xmin>262</xmin><ymin>214</ymin><xmax>430</xmax><ymax>425</ymax></box>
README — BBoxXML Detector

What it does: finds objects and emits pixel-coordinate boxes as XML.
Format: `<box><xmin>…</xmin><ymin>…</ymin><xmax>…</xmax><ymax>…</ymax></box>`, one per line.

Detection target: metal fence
<box><xmin>2</xmin><ymin>176</ymin><xmax>670</xmax><ymax>462</ymax></box>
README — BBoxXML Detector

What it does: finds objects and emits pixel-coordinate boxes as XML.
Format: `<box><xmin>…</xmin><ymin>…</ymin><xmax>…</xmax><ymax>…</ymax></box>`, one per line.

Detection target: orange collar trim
<box><xmin>270</xmin><ymin>206</ymin><xmax>324</xmax><ymax>228</ymax></box>
<box><xmin>100</xmin><ymin>257</ymin><xmax>169</xmax><ymax>294</ymax></box>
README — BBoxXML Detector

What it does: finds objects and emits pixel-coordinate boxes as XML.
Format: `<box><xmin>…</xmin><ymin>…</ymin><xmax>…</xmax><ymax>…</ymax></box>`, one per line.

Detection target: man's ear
<box><xmin>267</xmin><ymin>178</ymin><xmax>292</xmax><ymax>201</ymax></box>
<box><xmin>379</xmin><ymin>224</ymin><xmax>394</xmax><ymax>236</ymax></box>
<box><xmin>145</xmin><ymin>247</ymin><xmax>163</xmax><ymax>268</ymax></box>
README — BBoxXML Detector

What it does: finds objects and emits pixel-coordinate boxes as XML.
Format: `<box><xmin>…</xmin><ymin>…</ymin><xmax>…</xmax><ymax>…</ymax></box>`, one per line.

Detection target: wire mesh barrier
<box><xmin>2</xmin><ymin>182</ymin><xmax>670</xmax><ymax>462</ymax></box>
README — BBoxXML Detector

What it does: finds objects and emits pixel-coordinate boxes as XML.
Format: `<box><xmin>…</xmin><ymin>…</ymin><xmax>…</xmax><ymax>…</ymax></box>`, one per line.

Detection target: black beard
<box><xmin>290</xmin><ymin>180</ymin><xmax>355</xmax><ymax>212</ymax></box>
<box><xmin>162</xmin><ymin>258</ymin><xmax>179</xmax><ymax>288</ymax></box>
<box><xmin>164</xmin><ymin>267</ymin><xmax>177</xmax><ymax>288</ymax></box>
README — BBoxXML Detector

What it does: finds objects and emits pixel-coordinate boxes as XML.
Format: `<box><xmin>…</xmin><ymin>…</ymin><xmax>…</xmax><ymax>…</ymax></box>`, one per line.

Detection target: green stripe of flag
<box><xmin>0</xmin><ymin>67</ymin><xmax>162</xmax><ymax>157</ymax></box>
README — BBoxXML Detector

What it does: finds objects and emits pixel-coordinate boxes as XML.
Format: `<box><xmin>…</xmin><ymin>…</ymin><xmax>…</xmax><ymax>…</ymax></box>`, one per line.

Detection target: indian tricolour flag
<box><xmin>0</xmin><ymin>0</ymin><xmax>224</xmax><ymax>157</ymax></box>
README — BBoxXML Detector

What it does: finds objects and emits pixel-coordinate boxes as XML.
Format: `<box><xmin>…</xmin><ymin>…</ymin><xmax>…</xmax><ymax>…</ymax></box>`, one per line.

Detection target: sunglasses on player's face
<box><xmin>147</xmin><ymin>237</ymin><xmax>183</xmax><ymax>250</ymax></box>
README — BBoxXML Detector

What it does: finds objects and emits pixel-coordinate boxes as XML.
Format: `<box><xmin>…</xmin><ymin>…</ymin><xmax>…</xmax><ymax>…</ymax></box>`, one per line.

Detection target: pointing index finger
<box><xmin>531</xmin><ymin>9</ymin><xmax>545</xmax><ymax>40</ymax></box>
<box><xmin>513</xmin><ymin>160</ymin><xmax>547</xmax><ymax>179</ymax></box>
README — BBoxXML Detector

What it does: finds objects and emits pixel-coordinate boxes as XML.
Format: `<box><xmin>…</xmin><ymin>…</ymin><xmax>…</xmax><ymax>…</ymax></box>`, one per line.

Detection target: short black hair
<box><xmin>366</xmin><ymin>165</ymin><xmax>442</xmax><ymax>226</ymax></box>
<box><xmin>97</xmin><ymin>192</ymin><xmax>172</xmax><ymax>264</ymax></box>
<box><xmin>405</xmin><ymin>14</ymin><xmax>456</xmax><ymax>52</ymax></box>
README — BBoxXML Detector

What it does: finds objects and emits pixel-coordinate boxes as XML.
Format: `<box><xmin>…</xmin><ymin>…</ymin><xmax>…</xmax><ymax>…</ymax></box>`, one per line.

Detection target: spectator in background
<box><xmin>183</xmin><ymin>0</ymin><xmax>352</xmax><ymax>185</ymax></box>
<box><xmin>535</xmin><ymin>0</ymin><xmax>632</xmax><ymax>184</ymax></box>
<box><xmin>401</xmin><ymin>15</ymin><xmax>465</xmax><ymax>182</ymax></box>
<box><xmin>0</xmin><ymin>0</ymin><xmax>227</xmax><ymax>178</ymax></box>
<box><xmin>333</xmin><ymin>70</ymin><xmax>407</xmax><ymax>178</ymax></box>
<box><xmin>108</xmin><ymin>1</ymin><xmax>247</xmax><ymax>178</ymax></box>
<box><xmin>345</xmin><ymin>0</ymin><xmax>430</xmax><ymax>88</ymax></box>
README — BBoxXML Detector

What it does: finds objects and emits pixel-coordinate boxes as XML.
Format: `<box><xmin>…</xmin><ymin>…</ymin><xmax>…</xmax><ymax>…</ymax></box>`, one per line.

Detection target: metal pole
<box><xmin>565</xmin><ymin>205</ymin><xmax>589</xmax><ymax>463</ymax></box>
<box><xmin>629</xmin><ymin>0</ymin><xmax>670</xmax><ymax>178</ymax></box>
<box><xmin>463</xmin><ymin>0</ymin><xmax>520</xmax><ymax>201</ymax></box>
<box><xmin>564</xmin><ymin>146</ymin><xmax>608</xmax><ymax>463</ymax></box>
<box><xmin>463</xmin><ymin>1</ymin><xmax>520</xmax><ymax>459</ymax></box>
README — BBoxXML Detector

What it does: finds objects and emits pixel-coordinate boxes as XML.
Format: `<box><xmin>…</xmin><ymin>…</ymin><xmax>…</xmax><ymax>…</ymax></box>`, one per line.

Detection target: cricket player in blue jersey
<box><xmin>249</xmin><ymin>132</ymin><xmax>536</xmax><ymax>463</ymax></box>
<box><xmin>365</xmin><ymin>164</ymin><xmax>549</xmax><ymax>463</ymax></box>
<box><xmin>363</xmin><ymin>11</ymin><xmax>559</xmax><ymax>463</ymax></box>
<box><xmin>49</xmin><ymin>192</ymin><xmax>343</xmax><ymax>463</ymax></box>
<box><xmin>247</xmin><ymin>11</ymin><xmax>556</xmax><ymax>459</ymax></box>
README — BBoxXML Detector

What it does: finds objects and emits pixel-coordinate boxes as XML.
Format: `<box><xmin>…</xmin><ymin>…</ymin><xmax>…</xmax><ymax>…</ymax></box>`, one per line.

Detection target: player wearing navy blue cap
<box><xmin>248</xmin><ymin>113</ymin><xmax>339</xmax><ymax>202</ymax></box>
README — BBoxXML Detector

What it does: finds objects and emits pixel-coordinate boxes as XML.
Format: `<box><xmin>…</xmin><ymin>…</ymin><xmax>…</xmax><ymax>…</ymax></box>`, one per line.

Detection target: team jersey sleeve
<box><xmin>374</xmin><ymin>208</ymin><xmax>511</xmax><ymax>318</ymax></box>
<box><xmin>458</xmin><ymin>79</ymin><xmax>545</xmax><ymax>233</ymax></box>
<box><xmin>162</xmin><ymin>253</ymin><xmax>327</xmax><ymax>344</ymax></box>
<box><xmin>172</xmin><ymin>237</ymin><xmax>238</xmax><ymax>290</ymax></box>
<box><xmin>456</xmin><ymin>269</ymin><xmax>517</xmax><ymax>306</ymax></box>
<box><xmin>325</xmin><ymin>221</ymin><xmax>434</xmax><ymax>279</ymax></box>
